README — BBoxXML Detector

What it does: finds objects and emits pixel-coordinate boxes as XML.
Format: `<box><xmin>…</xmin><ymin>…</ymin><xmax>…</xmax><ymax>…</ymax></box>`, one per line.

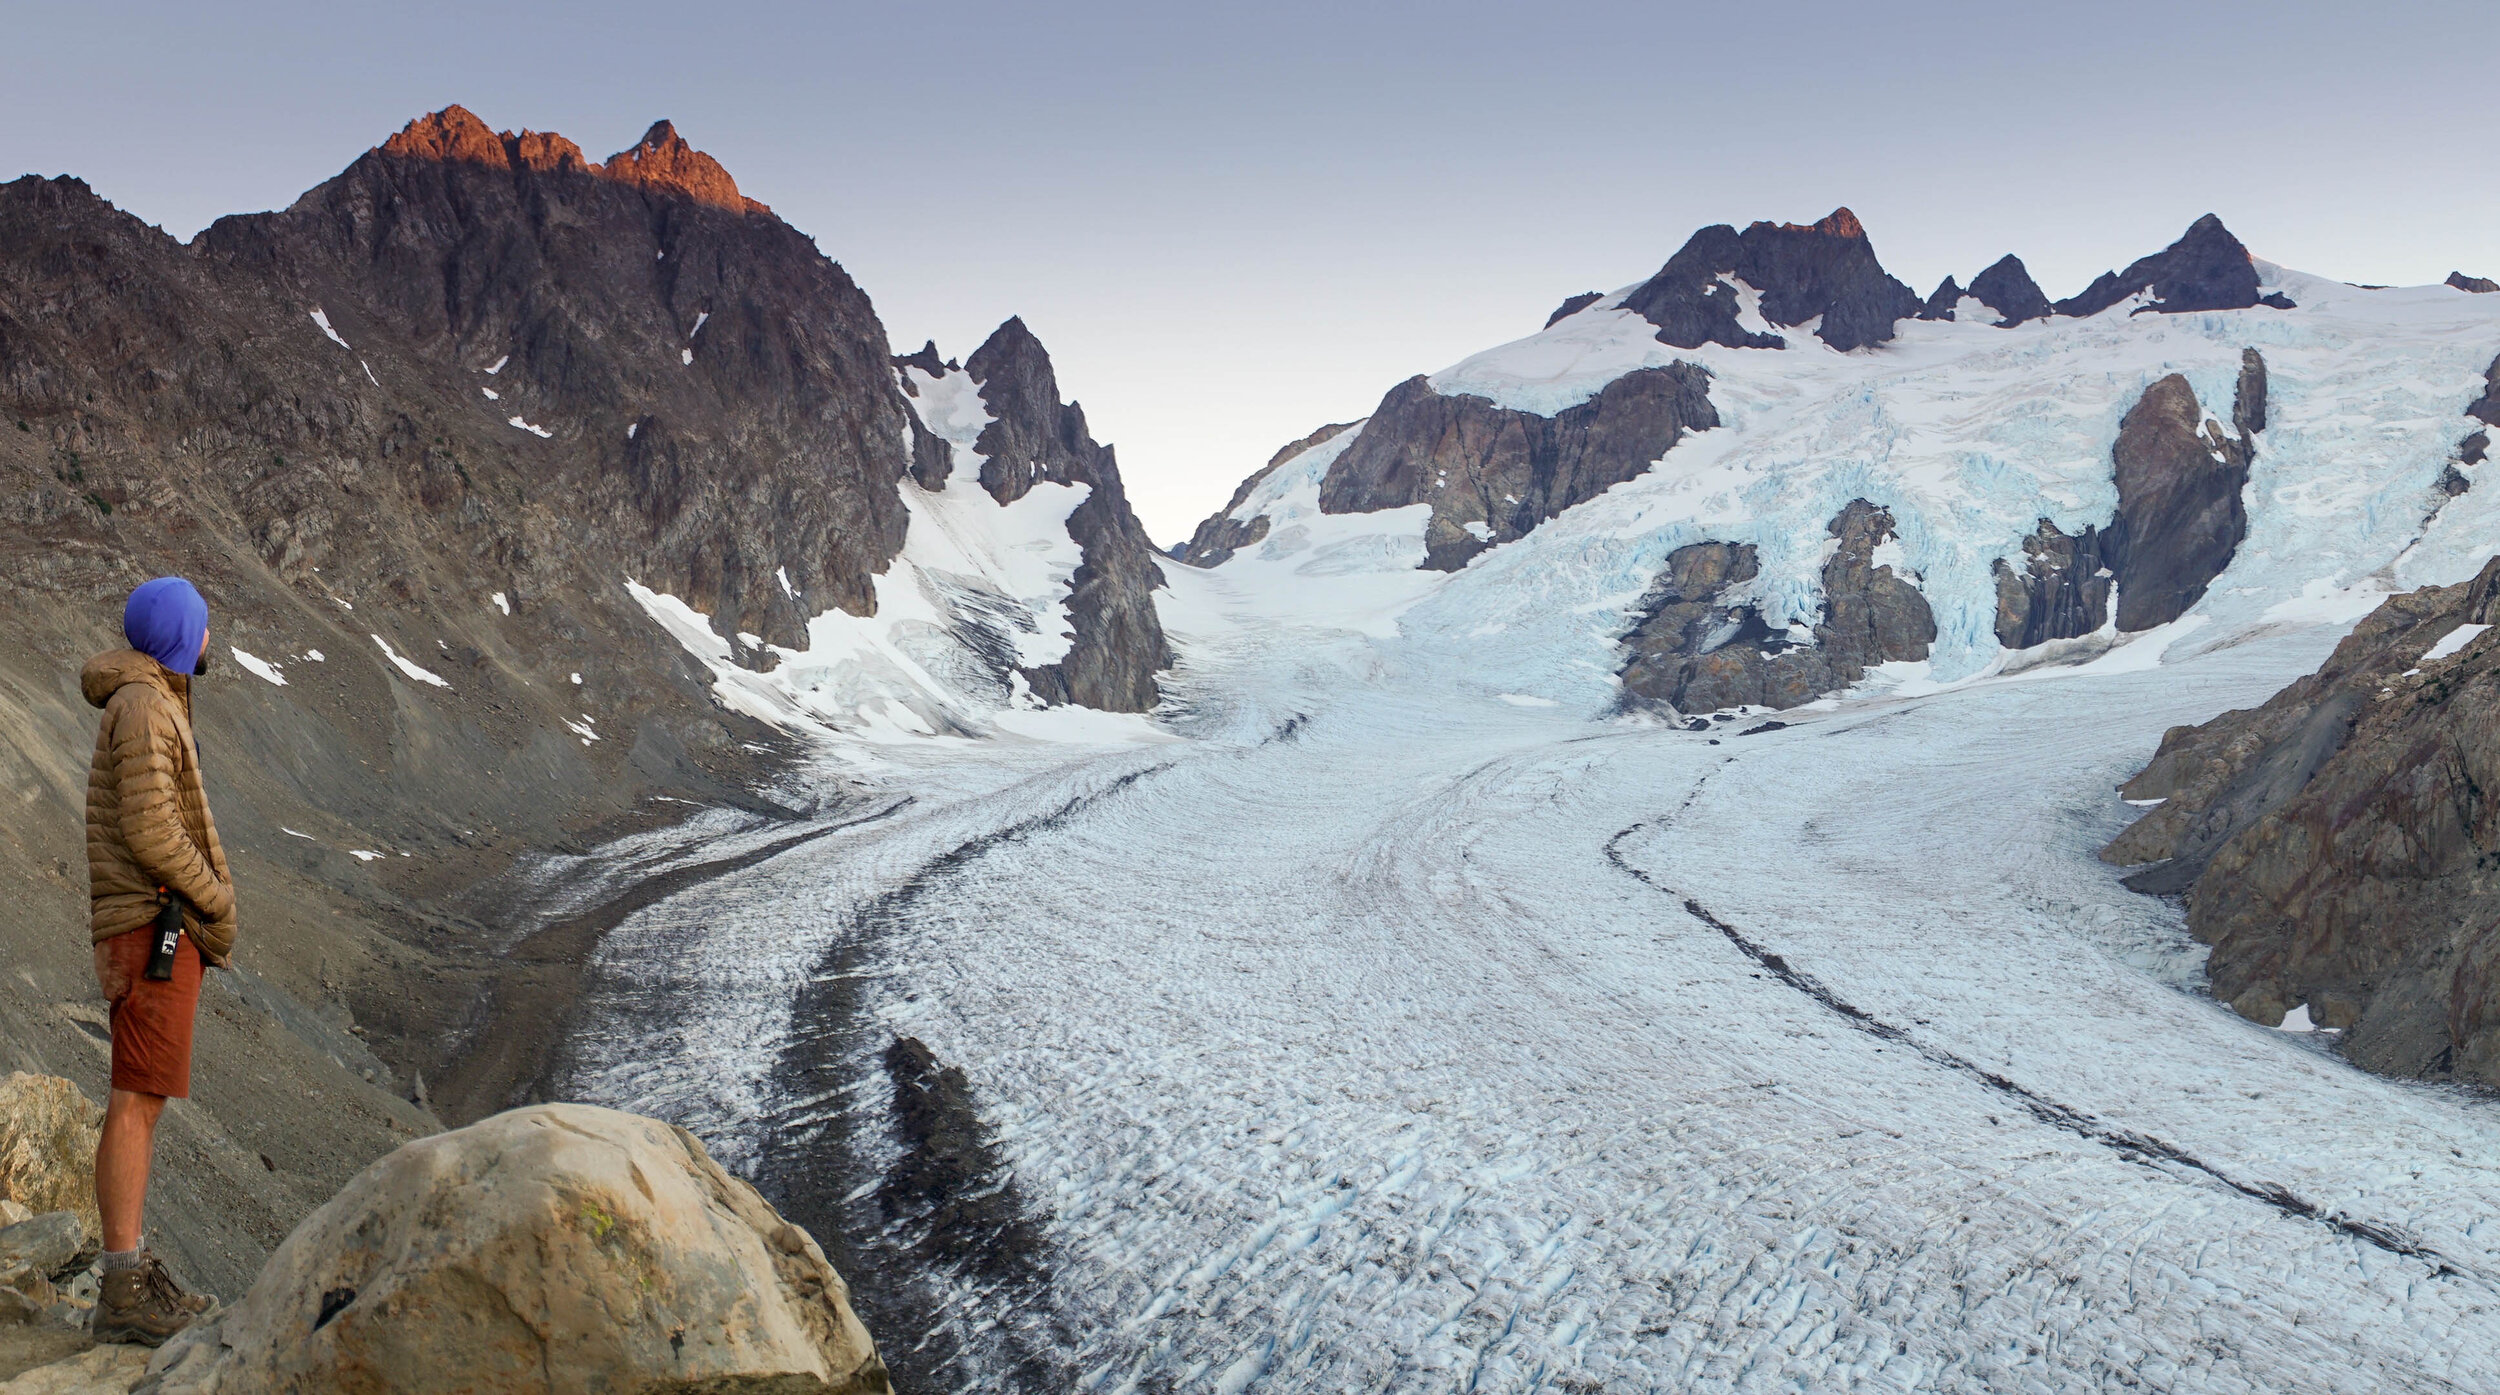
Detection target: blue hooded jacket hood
<box><xmin>124</xmin><ymin>577</ymin><xmax>209</xmax><ymax>675</ymax></box>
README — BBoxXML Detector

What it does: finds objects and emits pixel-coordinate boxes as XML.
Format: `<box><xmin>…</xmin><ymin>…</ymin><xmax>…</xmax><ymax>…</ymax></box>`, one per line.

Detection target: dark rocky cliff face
<box><xmin>1171</xmin><ymin>421</ymin><xmax>1357</xmax><ymax>568</ymax></box>
<box><xmin>1918</xmin><ymin>276</ymin><xmax>1964</xmax><ymax>321</ymax></box>
<box><xmin>1992</xmin><ymin>357</ymin><xmax>2262</xmax><ymax>645</ymax></box>
<box><xmin>1967</xmin><ymin>255</ymin><xmax>2053</xmax><ymax>326</ymax></box>
<box><xmin>1618</xmin><ymin>500</ymin><xmax>1936</xmax><ymax>712</ymax></box>
<box><xmin>2467</xmin><ymin>351</ymin><xmax>2500</xmax><ymax>431</ymax></box>
<box><xmin>1317</xmin><ymin>365</ymin><xmax>1717</xmax><ymax>571</ymax></box>
<box><xmin>1617</xmin><ymin>209</ymin><xmax>1922</xmax><ymax>353</ymax></box>
<box><xmin>2054</xmin><ymin>214</ymin><xmax>2296</xmax><ymax>318</ymax></box>
<box><xmin>1917</xmin><ymin>256</ymin><xmax>2050</xmax><ymax>327</ymax></box>
<box><xmin>187</xmin><ymin>107</ymin><xmax>913</xmax><ymax>649</ymax></box>
<box><xmin>2106</xmin><ymin>367</ymin><xmax>2256</xmax><ymax>630</ymax></box>
<box><xmin>1992</xmin><ymin>521</ymin><xmax>2117</xmax><ymax>650</ymax></box>
<box><xmin>957</xmin><ymin>318</ymin><xmax>1170</xmax><ymax>711</ymax></box>
<box><xmin>2448</xmin><ymin>272</ymin><xmax>2498</xmax><ymax>294</ymax></box>
<box><xmin>2103</xmin><ymin>556</ymin><xmax>2500</xmax><ymax>1086</ymax></box>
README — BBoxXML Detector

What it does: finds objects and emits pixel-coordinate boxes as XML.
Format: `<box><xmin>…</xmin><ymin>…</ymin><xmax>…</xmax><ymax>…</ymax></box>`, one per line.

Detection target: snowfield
<box><xmin>574</xmin><ymin>274</ymin><xmax>2500</xmax><ymax>1391</ymax></box>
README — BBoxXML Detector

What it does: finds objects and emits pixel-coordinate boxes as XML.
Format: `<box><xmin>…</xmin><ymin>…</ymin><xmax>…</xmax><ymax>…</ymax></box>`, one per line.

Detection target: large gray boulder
<box><xmin>138</xmin><ymin>1105</ymin><xmax>888</xmax><ymax>1394</ymax></box>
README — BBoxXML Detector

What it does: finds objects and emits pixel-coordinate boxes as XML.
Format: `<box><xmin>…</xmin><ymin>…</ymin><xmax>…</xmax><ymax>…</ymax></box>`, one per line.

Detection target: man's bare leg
<box><xmin>90</xmin><ymin>1085</ymin><xmax>209</xmax><ymax>1344</ymax></box>
<box><xmin>96</xmin><ymin>1087</ymin><xmax>166</xmax><ymax>1253</ymax></box>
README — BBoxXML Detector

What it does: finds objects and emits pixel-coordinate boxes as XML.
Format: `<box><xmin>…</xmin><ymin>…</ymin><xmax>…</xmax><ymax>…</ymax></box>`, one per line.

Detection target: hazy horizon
<box><xmin>7</xmin><ymin>0</ymin><xmax>2492</xmax><ymax>543</ymax></box>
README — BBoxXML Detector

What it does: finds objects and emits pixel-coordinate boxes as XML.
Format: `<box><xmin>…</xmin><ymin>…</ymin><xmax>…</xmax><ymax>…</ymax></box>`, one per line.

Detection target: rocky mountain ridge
<box><xmin>897</xmin><ymin>318</ymin><xmax>1170</xmax><ymax>710</ymax></box>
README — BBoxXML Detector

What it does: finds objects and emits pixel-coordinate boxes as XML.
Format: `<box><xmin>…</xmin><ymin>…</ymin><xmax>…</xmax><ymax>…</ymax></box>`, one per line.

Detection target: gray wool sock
<box><xmin>101</xmin><ymin>1247</ymin><xmax>145</xmax><ymax>1272</ymax></box>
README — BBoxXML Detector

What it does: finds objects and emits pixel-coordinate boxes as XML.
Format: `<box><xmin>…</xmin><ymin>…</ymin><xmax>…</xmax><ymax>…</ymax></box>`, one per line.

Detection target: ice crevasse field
<box><xmin>573</xmin><ymin>266</ymin><xmax>2500</xmax><ymax>1392</ymax></box>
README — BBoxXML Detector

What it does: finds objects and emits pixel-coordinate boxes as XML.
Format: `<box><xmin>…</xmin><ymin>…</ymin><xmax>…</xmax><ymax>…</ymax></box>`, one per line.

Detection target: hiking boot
<box><xmin>90</xmin><ymin>1253</ymin><xmax>211</xmax><ymax>1346</ymax></box>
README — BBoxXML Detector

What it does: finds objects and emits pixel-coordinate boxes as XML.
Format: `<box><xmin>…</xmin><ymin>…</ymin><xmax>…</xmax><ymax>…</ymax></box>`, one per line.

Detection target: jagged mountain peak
<box><xmin>603</xmin><ymin>117</ymin><xmax>768</xmax><ymax>214</ymax></box>
<box><xmin>1968</xmin><ymin>254</ymin><xmax>2051</xmax><ymax>325</ymax></box>
<box><xmin>1918</xmin><ymin>275</ymin><xmax>1964</xmax><ymax>321</ymax></box>
<box><xmin>1918</xmin><ymin>255</ymin><xmax>2049</xmax><ymax>327</ymax></box>
<box><xmin>886</xmin><ymin>313</ymin><xmax>1167</xmax><ymax>710</ymax></box>
<box><xmin>2055</xmin><ymin>212</ymin><xmax>2292</xmax><ymax>318</ymax></box>
<box><xmin>891</xmin><ymin>339</ymin><xmax>956</xmax><ymax>380</ymax></box>
<box><xmin>369</xmin><ymin>105</ymin><xmax>766</xmax><ymax>214</ymax></box>
<box><xmin>967</xmin><ymin>314</ymin><xmax>1049</xmax><ymax>377</ymax></box>
<box><xmin>377</xmin><ymin>105</ymin><xmax>505</xmax><ymax>164</ymax></box>
<box><xmin>1620</xmin><ymin>206</ymin><xmax>1920</xmax><ymax>353</ymax></box>
<box><xmin>1750</xmin><ymin>206</ymin><xmax>1868</xmax><ymax>240</ymax></box>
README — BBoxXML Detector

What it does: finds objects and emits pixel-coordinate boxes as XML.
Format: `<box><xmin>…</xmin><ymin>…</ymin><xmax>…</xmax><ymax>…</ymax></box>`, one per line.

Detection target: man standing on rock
<box><xmin>80</xmin><ymin>576</ymin><xmax>233</xmax><ymax>1344</ymax></box>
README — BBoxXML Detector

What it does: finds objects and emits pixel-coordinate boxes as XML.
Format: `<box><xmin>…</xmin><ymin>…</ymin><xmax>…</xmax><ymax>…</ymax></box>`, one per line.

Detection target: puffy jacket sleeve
<box><xmin>110</xmin><ymin>692</ymin><xmax>233</xmax><ymax>921</ymax></box>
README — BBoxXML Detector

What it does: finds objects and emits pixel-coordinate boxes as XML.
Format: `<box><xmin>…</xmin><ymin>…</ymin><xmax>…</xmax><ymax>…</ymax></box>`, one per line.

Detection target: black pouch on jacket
<box><xmin>146</xmin><ymin>895</ymin><xmax>183</xmax><ymax>982</ymax></box>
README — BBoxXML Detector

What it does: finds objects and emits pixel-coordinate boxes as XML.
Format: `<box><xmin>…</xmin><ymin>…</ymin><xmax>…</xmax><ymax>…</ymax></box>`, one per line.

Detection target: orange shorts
<box><xmin>101</xmin><ymin>927</ymin><xmax>202</xmax><ymax>1099</ymax></box>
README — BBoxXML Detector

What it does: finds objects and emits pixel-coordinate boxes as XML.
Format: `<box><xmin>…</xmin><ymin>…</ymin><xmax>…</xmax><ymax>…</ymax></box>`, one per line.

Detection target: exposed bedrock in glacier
<box><xmin>2107</xmin><ymin>361</ymin><xmax>2260</xmax><ymax>630</ymax></box>
<box><xmin>2469</xmin><ymin>350</ymin><xmax>2500</xmax><ymax>429</ymax></box>
<box><xmin>1617</xmin><ymin>207</ymin><xmax>1922</xmax><ymax>352</ymax></box>
<box><xmin>1995</xmin><ymin>355</ymin><xmax>2265</xmax><ymax>644</ymax></box>
<box><xmin>2055</xmin><ymin>213</ymin><xmax>2296</xmax><ymax>318</ymax></box>
<box><xmin>1317</xmin><ymin>364</ymin><xmax>1717</xmax><ymax>571</ymax></box>
<box><xmin>1618</xmin><ymin>498</ymin><xmax>1935</xmax><ymax>712</ymax></box>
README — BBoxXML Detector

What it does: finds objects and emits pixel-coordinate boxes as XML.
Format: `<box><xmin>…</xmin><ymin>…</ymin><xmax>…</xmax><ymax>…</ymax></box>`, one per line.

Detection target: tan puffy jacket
<box><xmin>83</xmin><ymin>649</ymin><xmax>236</xmax><ymax>964</ymax></box>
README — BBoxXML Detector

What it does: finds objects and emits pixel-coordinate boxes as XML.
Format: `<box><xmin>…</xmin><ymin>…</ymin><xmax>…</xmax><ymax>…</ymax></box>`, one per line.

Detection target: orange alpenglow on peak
<box><xmin>601</xmin><ymin>120</ymin><xmax>771</xmax><ymax>216</ymax></box>
<box><xmin>375</xmin><ymin>107</ymin><xmax>768</xmax><ymax>215</ymax></box>
<box><xmin>1750</xmin><ymin>207</ymin><xmax>1871</xmax><ymax>239</ymax></box>
<box><xmin>379</xmin><ymin>105</ymin><xmax>507</xmax><ymax>165</ymax></box>
<box><xmin>1813</xmin><ymin>207</ymin><xmax>1868</xmax><ymax>240</ymax></box>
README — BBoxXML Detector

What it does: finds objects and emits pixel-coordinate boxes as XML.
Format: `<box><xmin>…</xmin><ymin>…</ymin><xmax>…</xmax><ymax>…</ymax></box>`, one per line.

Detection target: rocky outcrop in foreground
<box><xmin>2104</xmin><ymin>556</ymin><xmax>2500</xmax><ymax>1087</ymax></box>
<box><xmin>1617</xmin><ymin>209</ymin><xmax>1921</xmax><ymax>353</ymax></box>
<box><xmin>1318</xmin><ymin>365</ymin><xmax>1718</xmax><ymax>570</ymax></box>
<box><xmin>1618</xmin><ymin>499</ymin><xmax>1936</xmax><ymax>713</ymax></box>
<box><xmin>2054</xmin><ymin>214</ymin><xmax>2296</xmax><ymax>318</ymax></box>
<box><xmin>138</xmin><ymin>1104</ymin><xmax>888</xmax><ymax>1394</ymax></box>
<box><xmin>1994</xmin><ymin>355</ymin><xmax>2264</xmax><ymax>646</ymax></box>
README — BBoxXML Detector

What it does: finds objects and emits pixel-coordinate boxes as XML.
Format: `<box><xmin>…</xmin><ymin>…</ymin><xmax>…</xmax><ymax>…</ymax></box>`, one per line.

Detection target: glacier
<box><xmin>571</xmin><ymin>270</ymin><xmax>2500</xmax><ymax>1392</ymax></box>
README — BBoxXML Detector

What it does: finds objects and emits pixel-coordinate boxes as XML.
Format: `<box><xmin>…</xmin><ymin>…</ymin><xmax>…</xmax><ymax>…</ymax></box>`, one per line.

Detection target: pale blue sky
<box><xmin>6</xmin><ymin>0</ymin><xmax>2492</xmax><ymax>539</ymax></box>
